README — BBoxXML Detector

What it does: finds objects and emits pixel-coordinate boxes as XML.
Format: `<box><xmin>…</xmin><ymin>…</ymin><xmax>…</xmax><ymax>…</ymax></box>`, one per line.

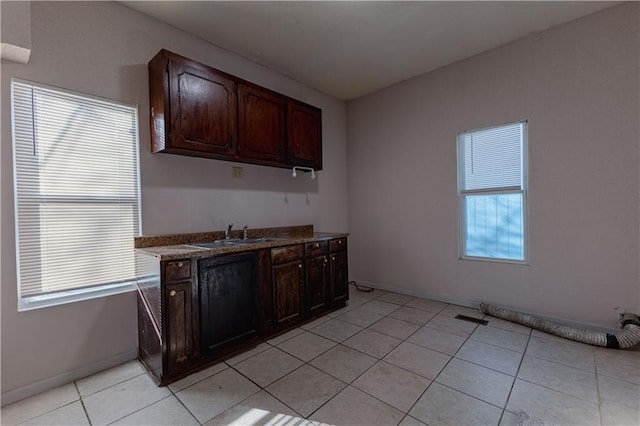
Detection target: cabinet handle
<box><xmin>298</xmin><ymin>263</ymin><xmax>303</xmax><ymax>269</ymax></box>
<box><xmin>177</xmin><ymin>262</ymin><xmax>183</xmax><ymax>268</ymax></box>
<box><xmin>314</xmin><ymin>243</ymin><xmax>319</xmax><ymax>248</ymax></box>
<box><xmin>169</xmin><ymin>290</ymin><xmax>176</xmax><ymax>297</ymax></box>
<box><xmin>338</xmin><ymin>240</ymin><xmax>342</xmax><ymax>245</ymax></box>
<box><xmin>332</xmin><ymin>256</ymin><xmax>336</xmax><ymax>261</ymax></box>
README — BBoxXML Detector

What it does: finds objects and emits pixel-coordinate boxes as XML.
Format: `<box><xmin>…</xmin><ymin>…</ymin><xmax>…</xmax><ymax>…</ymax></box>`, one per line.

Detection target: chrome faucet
<box><xmin>225</xmin><ymin>223</ymin><xmax>233</xmax><ymax>239</ymax></box>
<box><xmin>243</xmin><ymin>225</ymin><xmax>249</xmax><ymax>240</ymax></box>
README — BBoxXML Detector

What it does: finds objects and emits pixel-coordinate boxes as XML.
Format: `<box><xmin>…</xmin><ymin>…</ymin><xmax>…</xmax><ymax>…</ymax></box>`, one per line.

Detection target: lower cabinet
<box><xmin>329</xmin><ymin>238</ymin><xmax>349</xmax><ymax>305</ymax></box>
<box><xmin>305</xmin><ymin>241</ymin><xmax>329</xmax><ymax>315</ymax></box>
<box><xmin>137</xmin><ymin>237</ymin><xmax>348</xmax><ymax>386</ymax></box>
<box><xmin>271</xmin><ymin>246</ymin><xmax>305</xmax><ymax>326</ymax></box>
<box><xmin>305</xmin><ymin>255</ymin><xmax>328</xmax><ymax>314</ymax></box>
<box><xmin>199</xmin><ymin>253</ymin><xmax>257</xmax><ymax>355</ymax></box>
<box><xmin>137</xmin><ymin>256</ymin><xmax>196</xmax><ymax>384</ymax></box>
<box><xmin>165</xmin><ymin>281</ymin><xmax>193</xmax><ymax>373</ymax></box>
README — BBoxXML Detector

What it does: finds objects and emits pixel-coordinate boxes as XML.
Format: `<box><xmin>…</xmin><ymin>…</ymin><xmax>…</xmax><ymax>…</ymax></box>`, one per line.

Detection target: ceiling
<box><xmin>122</xmin><ymin>1</ymin><xmax>617</xmax><ymax>101</ymax></box>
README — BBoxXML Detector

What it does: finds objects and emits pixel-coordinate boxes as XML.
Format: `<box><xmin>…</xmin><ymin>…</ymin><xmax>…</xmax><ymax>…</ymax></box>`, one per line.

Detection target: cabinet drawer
<box><xmin>271</xmin><ymin>245</ymin><xmax>303</xmax><ymax>264</ymax></box>
<box><xmin>164</xmin><ymin>260</ymin><xmax>191</xmax><ymax>281</ymax></box>
<box><xmin>305</xmin><ymin>241</ymin><xmax>328</xmax><ymax>257</ymax></box>
<box><xmin>329</xmin><ymin>238</ymin><xmax>347</xmax><ymax>252</ymax></box>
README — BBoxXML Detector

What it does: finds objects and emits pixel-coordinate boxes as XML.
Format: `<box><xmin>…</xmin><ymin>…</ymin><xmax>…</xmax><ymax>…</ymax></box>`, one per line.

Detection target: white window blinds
<box><xmin>12</xmin><ymin>79</ymin><xmax>140</xmax><ymax>309</ymax></box>
<box><xmin>460</xmin><ymin>122</ymin><xmax>524</xmax><ymax>192</ymax></box>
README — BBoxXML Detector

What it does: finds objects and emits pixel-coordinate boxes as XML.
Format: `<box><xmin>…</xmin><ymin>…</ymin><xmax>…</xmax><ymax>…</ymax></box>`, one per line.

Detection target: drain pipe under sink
<box><xmin>479</xmin><ymin>303</ymin><xmax>640</xmax><ymax>349</ymax></box>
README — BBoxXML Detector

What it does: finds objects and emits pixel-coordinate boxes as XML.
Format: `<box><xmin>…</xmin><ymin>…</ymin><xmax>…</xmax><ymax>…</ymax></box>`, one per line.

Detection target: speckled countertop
<box><xmin>135</xmin><ymin>225</ymin><xmax>348</xmax><ymax>261</ymax></box>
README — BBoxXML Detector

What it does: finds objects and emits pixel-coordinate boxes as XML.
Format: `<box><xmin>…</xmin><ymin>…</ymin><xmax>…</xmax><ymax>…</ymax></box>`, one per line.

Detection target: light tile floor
<box><xmin>2</xmin><ymin>286</ymin><xmax>639</xmax><ymax>425</ymax></box>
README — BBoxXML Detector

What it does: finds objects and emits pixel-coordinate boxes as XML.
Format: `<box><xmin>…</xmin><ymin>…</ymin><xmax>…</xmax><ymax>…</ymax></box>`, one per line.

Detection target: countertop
<box><xmin>135</xmin><ymin>226</ymin><xmax>348</xmax><ymax>261</ymax></box>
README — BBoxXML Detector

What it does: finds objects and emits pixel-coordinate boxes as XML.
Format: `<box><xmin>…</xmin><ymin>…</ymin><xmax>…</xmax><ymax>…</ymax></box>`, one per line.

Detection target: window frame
<box><xmin>456</xmin><ymin>121</ymin><xmax>529</xmax><ymax>264</ymax></box>
<box><xmin>11</xmin><ymin>78</ymin><xmax>142</xmax><ymax>311</ymax></box>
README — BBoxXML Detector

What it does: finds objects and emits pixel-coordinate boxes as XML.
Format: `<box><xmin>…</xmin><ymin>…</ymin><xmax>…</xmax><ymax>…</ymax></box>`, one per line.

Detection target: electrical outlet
<box><xmin>232</xmin><ymin>166</ymin><xmax>243</xmax><ymax>179</ymax></box>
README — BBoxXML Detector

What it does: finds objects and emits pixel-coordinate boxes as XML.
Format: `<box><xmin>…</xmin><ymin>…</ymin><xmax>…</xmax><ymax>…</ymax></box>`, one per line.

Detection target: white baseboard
<box><xmin>353</xmin><ymin>279</ymin><xmax>619</xmax><ymax>334</ymax></box>
<box><xmin>1</xmin><ymin>349</ymin><xmax>138</xmax><ymax>406</ymax></box>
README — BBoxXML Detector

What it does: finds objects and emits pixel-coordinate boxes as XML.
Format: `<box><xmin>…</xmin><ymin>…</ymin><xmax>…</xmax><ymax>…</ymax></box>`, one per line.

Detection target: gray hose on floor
<box><xmin>479</xmin><ymin>303</ymin><xmax>640</xmax><ymax>349</ymax></box>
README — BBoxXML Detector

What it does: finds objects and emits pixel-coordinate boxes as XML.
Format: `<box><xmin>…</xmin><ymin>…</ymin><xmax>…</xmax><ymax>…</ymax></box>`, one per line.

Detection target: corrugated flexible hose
<box><xmin>479</xmin><ymin>303</ymin><xmax>640</xmax><ymax>349</ymax></box>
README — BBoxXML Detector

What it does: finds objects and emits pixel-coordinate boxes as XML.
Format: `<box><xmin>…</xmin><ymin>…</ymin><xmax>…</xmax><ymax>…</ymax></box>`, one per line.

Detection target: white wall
<box><xmin>0</xmin><ymin>1</ymin><xmax>32</xmax><ymax>63</ymax></box>
<box><xmin>1</xmin><ymin>1</ymin><xmax>347</xmax><ymax>401</ymax></box>
<box><xmin>347</xmin><ymin>3</ymin><xmax>639</xmax><ymax>328</ymax></box>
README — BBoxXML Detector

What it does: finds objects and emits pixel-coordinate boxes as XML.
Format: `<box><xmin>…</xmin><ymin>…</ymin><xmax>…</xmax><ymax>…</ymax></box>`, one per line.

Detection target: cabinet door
<box><xmin>199</xmin><ymin>254</ymin><xmax>257</xmax><ymax>355</ymax></box>
<box><xmin>168</xmin><ymin>58</ymin><xmax>237</xmax><ymax>155</ymax></box>
<box><xmin>165</xmin><ymin>281</ymin><xmax>192</xmax><ymax>373</ymax></box>
<box><xmin>306</xmin><ymin>255</ymin><xmax>328</xmax><ymax>314</ymax></box>
<box><xmin>287</xmin><ymin>101</ymin><xmax>322</xmax><ymax>170</ymax></box>
<box><xmin>330</xmin><ymin>251</ymin><xmax>349</xmax><ymax>304</ymax></box>
<box><xmin>238</xmin><ymin>84</ymin><xmax>285</xmax><ymax>163</ymax></box>
<box><xmin>273</xmin><ymin>261</ymin><xmax>304</xmax><ymax>325</ymax></box>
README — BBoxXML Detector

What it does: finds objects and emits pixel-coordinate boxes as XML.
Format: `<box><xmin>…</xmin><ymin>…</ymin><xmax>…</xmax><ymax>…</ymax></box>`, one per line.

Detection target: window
<box><xmin>457</xmin><ymin>121</ymin><xmax>527</xmax><ymax>262</ymax></box>
<box><xmin>11</xmin><ymin>79</ymin><xmax>141</xmax><ymax>310</ymax></box>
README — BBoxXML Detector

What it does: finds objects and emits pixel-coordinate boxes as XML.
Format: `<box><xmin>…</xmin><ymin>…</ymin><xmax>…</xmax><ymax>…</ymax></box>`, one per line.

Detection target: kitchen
<box><xmin>1</xmin><ymin>1</ymin><xmax>638</xmax><ymax>425</ymax></box>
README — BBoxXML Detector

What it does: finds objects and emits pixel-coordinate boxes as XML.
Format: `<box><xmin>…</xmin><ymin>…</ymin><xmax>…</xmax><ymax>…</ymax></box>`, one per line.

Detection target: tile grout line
<box><xmin>368</xmin><ymin>287</ymin><xmax>431</xmax><ymax>426</ymax></box>
<box><xmin>225</xmin><ymin>358</ymin><xmax>310</xmax><ymax>419</ymax></box>
<box><xmin>303</xmin><ymin>314</ymin><xmax>406</xmax><ymax>421</ymax></box>
<box><xmin>398</xmin><ymin>310</ymin><xmax>550</xmax><ymax>424</ymax></box>
<box><xmin>401</xmin><ymin>311</ymin><xmax>482</xmax><ymax>424</ymax></box>
<box><xmin>103</xmin><ymin>395</ymin><xmax>176</xmax><ymax>426</ymax></box>
<box><xmin>347</xmin><ymin>301</ymin><xmax>494</xmax><ymax>420</ymax></box>
<box><xmin>497</xmin><ymin>326</ymin><xmax>533</xmax><ymax>424</ymax></box>
<box><xmin>166</xmin><ymin>387</ymin><xmax>201</xmax><ymax>425</ymax></box>
<box><xmin>594</xmin><ymin>348</ymin><xmax>605</xmax><ymax>426</ymax></box>
<box><xmin>305</xmin><ymin>304</ymin><xmax>418</xmax><ymax>420</ymax></box>
<box><xmin>430</xmin><ymin>314</ymin><xmax>529</xmax><ymax>422</ymax></box>
<box><xmin>340</xmin><ymin>299</ymin><xmax>513</xmax><ymax>424</ymax></box>
<box><xmin>281</xmin><ymin>297</ymin><xmax>450</xmax><ymax>423</ymax></box>
<box><xmin>74</xmin><ymin>381</ymin><xmax>93</xmax><ymax>426</ymax></box>
<box><xmin>77</xmin><ymin>370</ymin><xmax>147</xmax><ymax>399</ymax></box>
<box><xmin>510</xmin><ymin>339</ymin><xmax>606</xmax><ymax>407</ymax></box>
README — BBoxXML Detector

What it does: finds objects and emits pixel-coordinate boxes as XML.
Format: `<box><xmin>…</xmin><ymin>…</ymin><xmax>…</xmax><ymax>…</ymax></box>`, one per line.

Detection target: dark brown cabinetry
<box><xmin>287</xmin><ymin>101</ymin><xmax>323</xmax><ymax>170</ymax></box>
<box><xmin>165</xmin><ymin>281</ymin><xmax>193</xmax><ymax>373</ymax></box>
<box><xmin>238</xmin><ymin>83</ymin><xmax>285</xmax><ymax>164</ymax></box>
<box><xmin>150</xmin><ymin>52</ymin><xmax>238</xmax><ymax>156</ymax></box>
<box><xmin>271</xmin><ymin>245</ymin><xmax>305</xmax><ymax>326</ymax></box>
<box><xmin>137</xmin><ymin>235</ymin><xmax>347</xmax><ymax>386</ymax></box>
<box><xmin>329</xmin><ymin>238</ymin><xmax>349</xmax><ymax>304</ymax></box>
<box><xmin>149</xmin><ymin>49</ymin><xmax>322</xmax><ymax>170</ymax></box>
<box><xmin>137</xmin><ymin>253</ymin><xmax>259</xmax><ymax>385</ymax></box>
<box><xmin>162</xmin><ymin>259</ymin><xmax>195</xmax><ymax>375</ymax></box>
<box><xmin>305</xmin><ymin>241</ymin><xmax>329</xmax><ymax>315</ymax></box>
<box><xmin>137</xmin><ymin>258</ymin><xmax>197</xmax><ymax>383</ymax></box>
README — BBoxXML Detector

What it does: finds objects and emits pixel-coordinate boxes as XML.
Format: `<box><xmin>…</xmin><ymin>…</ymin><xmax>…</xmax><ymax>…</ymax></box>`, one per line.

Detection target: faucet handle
<box><xmin>243</xmin><ymin>225</ymin><xmax>248</xmax><ymax>240</ymax></box>
<box><xmin>225</xmin><ymin>223</ymin><xmax>233</xmax><ymax>239</ymax></box>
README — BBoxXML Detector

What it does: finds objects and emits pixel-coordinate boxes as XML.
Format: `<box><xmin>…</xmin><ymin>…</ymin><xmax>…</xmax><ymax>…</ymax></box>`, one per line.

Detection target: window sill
<box><xmin>18</xmin><ymin>281</ymin><xmax>137</xmax><ymax>312</ymax></box>
<box><xmin>460</xmin><ymin>256</ymin><xmax>529</xmax><ymax>266</ymax></box>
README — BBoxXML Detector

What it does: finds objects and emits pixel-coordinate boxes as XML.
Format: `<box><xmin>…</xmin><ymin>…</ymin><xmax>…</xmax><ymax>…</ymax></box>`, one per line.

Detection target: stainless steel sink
<box><xmin>188</xmin><ymin>239</ymin><xmax>242</xmax><ymax>248</ymax></box>
<box><xmin>188</xmin><ymin>237</ymin><xmax>287</xmax><ymax>249</ymax></box>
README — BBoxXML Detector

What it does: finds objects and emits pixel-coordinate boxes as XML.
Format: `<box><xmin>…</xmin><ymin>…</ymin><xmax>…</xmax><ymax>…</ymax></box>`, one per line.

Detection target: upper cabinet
<box><xmin>167</xmin><ymin>58</ymin><xmax>238</xmax><ymax>156</ymax></box>
<box><xmin>238</xmin><ymin>83</ymin><xmax>285</xmax><ymax>165</ymax></box>
<box><xmin>149</xmin><ymin>50</ymin><xmax>322</xmax><ymax>170</ymax></box>
<box><xmin>287</xmin><ymin>100</ymin><xmax>322</xmax><ymax>170</ymax></box>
